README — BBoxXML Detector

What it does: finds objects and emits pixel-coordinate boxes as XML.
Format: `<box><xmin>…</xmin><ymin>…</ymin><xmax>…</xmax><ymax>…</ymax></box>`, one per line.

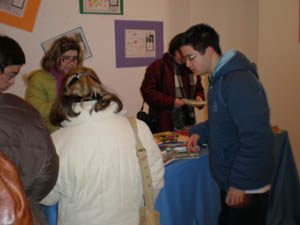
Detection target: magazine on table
<box><xmin>182</xmin><ymin>99</ymin><xmax>207</xmax><ymax>107</ymax></box>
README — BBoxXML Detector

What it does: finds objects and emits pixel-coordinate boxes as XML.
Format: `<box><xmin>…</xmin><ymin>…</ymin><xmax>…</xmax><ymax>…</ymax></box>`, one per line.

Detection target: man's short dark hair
<box><xmin>0</xmin><ymin>36</ymin><xmax>25</xmax><ymax>71</ymax></box>
<box><xmin>183</xmin><ymin>24</ymin><xmax>222</xmax><ymax>55</ymax></box>
<box><xmin>168</xmin><ymin>32</ymin><xmax>185</xmax><ymax>56</ymax></box>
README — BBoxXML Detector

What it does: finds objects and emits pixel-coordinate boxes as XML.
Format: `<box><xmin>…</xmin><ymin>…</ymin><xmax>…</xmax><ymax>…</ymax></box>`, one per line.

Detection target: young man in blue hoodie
<box><xmin>181</xmin><ymin>24</ymin><xmax>272</xmax><ymax>225</ymax></box>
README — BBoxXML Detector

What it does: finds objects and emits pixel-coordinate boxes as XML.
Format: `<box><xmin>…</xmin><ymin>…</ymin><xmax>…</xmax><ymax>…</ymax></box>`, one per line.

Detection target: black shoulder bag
<box><xmin>137</xmin><ymin>101</ymin><xmax>158</xmax><ymax>134</ymax></box>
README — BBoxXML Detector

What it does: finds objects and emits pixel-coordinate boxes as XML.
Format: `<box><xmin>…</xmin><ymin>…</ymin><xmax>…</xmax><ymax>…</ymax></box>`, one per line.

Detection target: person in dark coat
<box><xmin>140</xmin><ymin>33</ymin><xmax>205</xmax><ymax>132</ymax></box>
<box><xmin>0</xmin><ymin>35</ymin><xmax>59</xmax><ymax>225</ymax></box>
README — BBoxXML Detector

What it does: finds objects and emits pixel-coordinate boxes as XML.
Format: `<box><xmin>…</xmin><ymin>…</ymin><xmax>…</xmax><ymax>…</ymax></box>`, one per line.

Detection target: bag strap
<box><xmin>140</xmin><ymin>101</ymin><xmax>145</xmax><ymax>111</ymax></box>
<box><xmin>128</xmin><ymin>117</ymin><xmax>155</xmax><ymax>210</ymax></box>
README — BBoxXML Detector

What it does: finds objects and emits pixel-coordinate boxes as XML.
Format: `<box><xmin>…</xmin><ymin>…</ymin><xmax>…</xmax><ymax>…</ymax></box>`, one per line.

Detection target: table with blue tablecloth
<box><xmin>41</xmin><ymin>152</ymin><xmax>221</xmax><ymax>225</ymax></box>
<box><xmin>155</xmin><ymin>152</ymin><xmax>221</xmax><ymax>225</ymax></box>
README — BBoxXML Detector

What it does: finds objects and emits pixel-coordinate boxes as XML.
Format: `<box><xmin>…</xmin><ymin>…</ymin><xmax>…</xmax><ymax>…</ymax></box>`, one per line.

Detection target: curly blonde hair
<box><xmin>50</xmin><ymin>67</ymin><xmax>123</xmax><ymax>126</ymax></box>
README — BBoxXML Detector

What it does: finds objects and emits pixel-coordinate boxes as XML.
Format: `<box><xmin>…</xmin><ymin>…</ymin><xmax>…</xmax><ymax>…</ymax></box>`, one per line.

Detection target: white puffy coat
<box><xmin>40</xmin><ymin>101</ymin><xmax>164</xmax><ymax>225</ymax></box>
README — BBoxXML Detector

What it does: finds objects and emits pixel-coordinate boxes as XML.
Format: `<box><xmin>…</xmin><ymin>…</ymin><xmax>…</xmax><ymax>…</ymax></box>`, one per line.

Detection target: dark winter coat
<box><xmin>190</xmin><ymin>50</ymin><xmax>273</xmax><ymax>191</ymax></box>
<box><xmin>0</xmin><ymin>93</ymin><xmax>59</xmax><ymax>225</ymax></box>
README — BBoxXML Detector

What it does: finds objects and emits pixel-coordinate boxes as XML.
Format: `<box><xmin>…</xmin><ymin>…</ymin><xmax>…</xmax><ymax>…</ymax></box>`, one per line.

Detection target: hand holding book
<box><xmin>182</xmin><ymin>98</ymin><xmax>207</xmax><ymax>107</ymax></box>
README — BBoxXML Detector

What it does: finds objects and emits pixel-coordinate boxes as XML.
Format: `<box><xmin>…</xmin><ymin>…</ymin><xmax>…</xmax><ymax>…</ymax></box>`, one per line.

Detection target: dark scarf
<box><xmin>172</xmin><ymin>63</ymin><xmax>196</xmax><ymax>130</ymax></box>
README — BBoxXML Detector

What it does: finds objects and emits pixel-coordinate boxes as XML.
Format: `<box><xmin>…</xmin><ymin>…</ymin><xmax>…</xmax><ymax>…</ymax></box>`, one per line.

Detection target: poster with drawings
<box><xmin>114</xmin><ymin>20</ymin><xmax>163</xmax><ymax>68</ymax></box>
<box><xmin>0</xmin><ymin>0</ymin><xmax>26</xmax><ymax>17</ymax></box>
<box><xmin>41</xmin><ymin>27</ymin><xmax>92</xmax><ymax>60</ymax></box>
<box><xmin>0</xmin><ymin>0</ymin><xmax>40</xmax><ymax>32</ymax></box>
<box><xmin>125</xmin><ymin>29</ymin><xmax>156</xmax><ymax>58</ymax></box>
<box><xmin>79</xmin><ymin>0</ymin><xmax>123</xmax><ymax>15</ymax></box>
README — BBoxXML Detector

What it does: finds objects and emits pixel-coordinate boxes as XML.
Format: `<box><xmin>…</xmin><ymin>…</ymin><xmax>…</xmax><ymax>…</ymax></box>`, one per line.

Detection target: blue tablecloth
<box><xmin>266</xmin><ymin>130</ymin><xmax>300</xmax><ymax>225</ymax></box>
<box><xmin>155</xmin><ymin>153</ymin><xmax>220</xmax><ymax>225</ymax></box>
<box><xmin>41</xmin><ymin>204</ymin><xmax>57</xmax><ymax>225</ymax></box>
<box><xmin>41</xmin><ymin>153</ymin><xmax>221</xmax><ymax>225</ymax></box>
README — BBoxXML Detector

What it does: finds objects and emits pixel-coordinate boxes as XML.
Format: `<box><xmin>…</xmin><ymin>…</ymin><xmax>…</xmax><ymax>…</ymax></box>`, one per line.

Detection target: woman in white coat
<box><xmin>40</xmin><ymin>66</ymin><xmax>165</xmax><ymax>225</ymax></box>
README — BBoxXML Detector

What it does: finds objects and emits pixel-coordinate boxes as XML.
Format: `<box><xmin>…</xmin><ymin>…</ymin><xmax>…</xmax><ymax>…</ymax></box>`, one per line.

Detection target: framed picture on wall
<box><xmin>0</xmin><ymin>0</ymin><xmax>41</xmax><ymax>32</ymax></box>
<box><xmin>79</xmin><ymin>0</ymin><xmax>123</xmax><ymax>15</ymax></box>
<box><xmin>41</xmin><ymin>26</ymin><xmax>93</xmax><ymax>60</ymax></box>
<box><xmin>114</xmin><ymin>20</ymin><xmax>164</xmax><ymax>68</ymax></box>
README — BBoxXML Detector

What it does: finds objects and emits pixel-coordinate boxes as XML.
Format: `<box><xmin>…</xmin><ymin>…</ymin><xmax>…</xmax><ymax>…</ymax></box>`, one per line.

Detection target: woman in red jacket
<box><xmin>140</xmin><ymin>33</ymin><xmax>205</xmax><ymax>132</ymax></box>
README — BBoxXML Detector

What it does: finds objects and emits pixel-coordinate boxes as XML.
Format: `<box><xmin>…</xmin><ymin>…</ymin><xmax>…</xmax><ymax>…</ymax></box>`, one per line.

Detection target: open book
<box><xmin>182</xmin><ymin>99</ymin><xmax>207</xmax><ymax>107</ymax></box>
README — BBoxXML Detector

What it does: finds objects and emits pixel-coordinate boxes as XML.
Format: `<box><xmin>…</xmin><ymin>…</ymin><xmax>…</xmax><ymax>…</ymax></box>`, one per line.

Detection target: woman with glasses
<box><xmin>24</xmin><ymin>36</ymin><xmax>82</xmax><ymax>133</ymax></box>
<box><xmin>40</xmin><ymin>66</ymin><xmax>164</xmax><ymax>225</ymax></box>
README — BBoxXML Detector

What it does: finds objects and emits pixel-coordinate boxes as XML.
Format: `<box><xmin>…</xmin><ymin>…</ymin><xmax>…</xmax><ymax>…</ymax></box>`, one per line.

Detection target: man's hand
<box><xmin>174</xmin><ymin>98</ymin><xmax>185</xmax><ymax>108</ymax></box>
<box><xmin>196</xmin><ymin>96</ymin><xmax>204</xmax><ymax>101</ymax></box>
<box><xmin>187</xmin><ymin>134</ymin><xmax>200</xmax><ymax>154</ymax></box>
<box><xmin>225</xmin><ymin>186</ymin><xmax>250</xmax><ymax>208</ymax></box>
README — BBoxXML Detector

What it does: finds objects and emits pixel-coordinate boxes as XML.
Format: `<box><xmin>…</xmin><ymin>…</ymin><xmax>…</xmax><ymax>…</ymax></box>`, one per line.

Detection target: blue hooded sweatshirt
<box><xmin>190</xmin><ymin>50</ymin><xmax>273</xmax><ymax>191</ymax></box>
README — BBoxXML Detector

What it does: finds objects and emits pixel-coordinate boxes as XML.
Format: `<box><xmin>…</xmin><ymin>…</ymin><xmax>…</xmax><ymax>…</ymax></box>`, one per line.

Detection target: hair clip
<box><xmin>68</xmin><ymin>72</ymin><xmax>90</xmax><ymax>87</ymax></box>
<box><xmin>76</xmin><ymin>72</ymin><xmax>89</xmax><ymax>79</ymax></box>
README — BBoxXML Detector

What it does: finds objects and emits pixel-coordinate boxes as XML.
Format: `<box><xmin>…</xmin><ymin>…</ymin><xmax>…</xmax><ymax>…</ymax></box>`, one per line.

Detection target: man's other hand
<box><xmin>187</xmin><ymin>134</ymin><xmax>200</xmax><ymax>154</ymax></box>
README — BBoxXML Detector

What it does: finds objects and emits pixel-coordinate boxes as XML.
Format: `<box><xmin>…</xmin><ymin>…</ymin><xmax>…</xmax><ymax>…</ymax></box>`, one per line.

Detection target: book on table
<box><xmin>182</xmin><ymin>99</ymin><xmax>207</xmax><ymax>107</ymax></box>
<box><xmin>174</xmin><ymin>152</ymin><xmax>200</xmax><ymax>159</ymax></box>
<box><xmin>157</xmin><ymin>136</ymin><xmax>200</xmax><ymax>164</ymax></box>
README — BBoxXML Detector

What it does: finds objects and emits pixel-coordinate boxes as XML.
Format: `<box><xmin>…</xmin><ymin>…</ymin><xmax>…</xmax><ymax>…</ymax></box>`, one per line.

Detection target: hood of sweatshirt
<box><xmin>211</xmin><ymin>50</ymin><xmax>258</xmax><ymax>83</ymax></box>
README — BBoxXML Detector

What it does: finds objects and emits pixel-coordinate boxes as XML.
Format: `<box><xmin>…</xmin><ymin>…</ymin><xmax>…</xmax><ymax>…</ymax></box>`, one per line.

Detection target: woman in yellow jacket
<box><xmin>24</xmin><ymin>36</ymin><xmax>82</xmax><ymax>133</ymax></box>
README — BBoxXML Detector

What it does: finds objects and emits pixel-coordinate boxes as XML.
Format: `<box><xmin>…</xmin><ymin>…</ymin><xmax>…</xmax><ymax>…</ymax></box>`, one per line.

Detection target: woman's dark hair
<box><xmin>0</xmin><ymin>36</ymin><xmax>25</xmax><ymax>71</ymax></box>
<box><xmin>41</xmin><ymin>36</ymin><xmax>82</xmax><ymax>73</ymax></box>
<box><xmin>168</xmin><ymin>32</ymin><xmax>185</xmax><ymax>56</ymax></box>
<box><xmin>50</xmin><ymin>66</ymin><xmax>123</xmax><ymax>126</ymax></box>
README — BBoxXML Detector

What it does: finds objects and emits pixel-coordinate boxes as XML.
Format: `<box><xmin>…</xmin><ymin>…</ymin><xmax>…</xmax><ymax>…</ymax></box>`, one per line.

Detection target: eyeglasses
<box><xmin>0</xmin><ymin>73</ymin><xmax>17</xmax><ymax>80</ymax></box>
<box><xmin>184</xmin><ymin>53</ymin><xmax>197</xmax><ymax>63</ymax></box>
<box><xmin>60</xmin><ymin>56</ymin><xmax>79</xmax><ymax>63</ymax></box>
<box><xmin>0</xmin><ymin>66</ymin><xmax>17</xmax><ymax>80</ymax></box>
<box><xmin>3</xmin><ymin>73</ymin><xmax>17</xmax><ymax>80</ymax></box>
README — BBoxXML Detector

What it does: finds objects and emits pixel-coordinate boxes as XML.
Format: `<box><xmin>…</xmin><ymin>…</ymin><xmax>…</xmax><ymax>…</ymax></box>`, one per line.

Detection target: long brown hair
<box><xmin>41</xmin><ymin>36</ymin><xmax>82</xmax><ymax>73</ymax></box>
<box><xmin>50</xmin><ymin>67</ymin><xmax>123</xmax><ymax>126</ymax></box>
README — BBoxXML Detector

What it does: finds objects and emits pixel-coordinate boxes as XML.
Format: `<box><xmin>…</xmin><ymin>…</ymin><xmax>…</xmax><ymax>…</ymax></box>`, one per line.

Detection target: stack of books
<box><xmin>161</xmin><ymin>150</ymin><xmax>177</xmax><ymax>165</ymax></box>
<box><xmin>154</xmin><ymin>131</ymin><xmax>200</xmax><ymax>165</ymax></box>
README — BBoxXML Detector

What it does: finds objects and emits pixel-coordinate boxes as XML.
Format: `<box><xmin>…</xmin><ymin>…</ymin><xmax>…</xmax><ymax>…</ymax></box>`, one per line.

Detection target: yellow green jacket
<box><xmin>24</xmin><ymin>69</ymin><xmax>59</xmax><ymax>133</ymax></box>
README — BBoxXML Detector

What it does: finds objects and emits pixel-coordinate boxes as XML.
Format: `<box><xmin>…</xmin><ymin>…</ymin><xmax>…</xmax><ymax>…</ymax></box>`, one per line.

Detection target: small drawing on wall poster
<box><xmin>0</xmin><ymin>0</ymin><xmax>41</xmax><ymax>32</ymax></box>
<box><xmin>125</xmin><ymin>29</ymin><xmax>156</xmax><ymax>58</ymax></box>
<box><xmin>79</xmin><ymin>0</ymin><xmax>123</xmax><ymax>15</ymax></box>
<box><xmin>146</xmin><ymin>34</ymin><xmax>155</xmax><ymax>51</ymax></box>
<box><xmin>41</xmin><ymin>27</ymin><xmax>92</xmax><ymax>60</ymax></box>
<box><xmin>0</xmin><ymin>0</ymin><xmax>26</xmax><ymax>17</ymax></box>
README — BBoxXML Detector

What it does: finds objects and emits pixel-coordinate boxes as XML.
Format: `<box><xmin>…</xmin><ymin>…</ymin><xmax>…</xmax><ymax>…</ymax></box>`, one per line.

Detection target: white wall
<box><xmin>188</xmin><ymin>0</ymin><xmax>259</xmax><ymax>62</ymax></box>
<box><xmin>187</xmin><ymin>0</ymin><xmax>259</xmax><ymax>123</ymax></box>
<box><xmin>258</xmin><ymin>0</ymin><xmax>300</xmax><ymax>172</ymax></box>
<box><xmin>1</xmin><ymin>0</ymin><xmax>178</xmax><ymax>116</ymax></box>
